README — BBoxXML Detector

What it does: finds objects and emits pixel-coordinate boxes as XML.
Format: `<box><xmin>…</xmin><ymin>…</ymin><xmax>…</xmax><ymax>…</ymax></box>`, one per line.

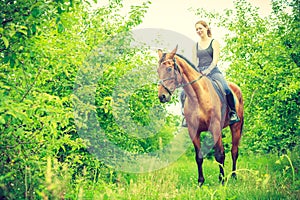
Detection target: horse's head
<box><xmin>157</xmin><ymin>45</ymin><xmax>183</xmax><ymax>103</ymax></box>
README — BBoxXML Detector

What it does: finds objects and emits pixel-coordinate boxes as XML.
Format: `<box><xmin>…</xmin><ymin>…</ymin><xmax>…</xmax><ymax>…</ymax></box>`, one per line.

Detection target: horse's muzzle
<box><xmin>159</xmin><ymin>94</ymin><xmax>171</xmax><ymax>103</ymax></box>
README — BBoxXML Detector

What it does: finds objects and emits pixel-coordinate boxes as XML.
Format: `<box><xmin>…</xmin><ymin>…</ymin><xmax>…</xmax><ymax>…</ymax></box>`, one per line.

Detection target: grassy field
<box><xmin>74</xmin><ymin>150</ymin><xmax>299</xmax><ymax>200</ymax></box>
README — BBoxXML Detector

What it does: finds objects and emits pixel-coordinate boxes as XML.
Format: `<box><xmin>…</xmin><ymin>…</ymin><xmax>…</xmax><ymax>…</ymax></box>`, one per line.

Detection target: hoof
<box><xmin>231</xmin><ymin>173</ymin><xmax>237</xmax><ymax>180</ymax></box>
<box><xmin>219</xmin><ymin>175</ymin><xmax>226</xmax><ymax>185</ymax></box>
<box><xmin>219</xmin><ymin>178</ymin><xmax>225</xmax><ymax>186</ymax></box>
<box><xmin>198</xmin><ymin>178</ymin><xmax>205</xmax><ymax>187</ymax></box>
<box><xmin>198</xmin><ymin>181</ymin><xmax>204</xmax><ymax>187</ymax></box>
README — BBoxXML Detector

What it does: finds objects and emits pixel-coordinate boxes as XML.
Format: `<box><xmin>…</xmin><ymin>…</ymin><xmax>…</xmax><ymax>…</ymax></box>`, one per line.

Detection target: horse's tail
<box><xmin>236</xmin><ymin>85</ymin><xmax>244</xmax><ymax>135</ymax></box>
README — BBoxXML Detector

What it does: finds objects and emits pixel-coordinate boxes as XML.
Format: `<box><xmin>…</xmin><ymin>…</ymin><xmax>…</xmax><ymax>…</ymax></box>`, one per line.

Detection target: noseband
<box><xmin>158</xmin><ymin>55</ymin><xmax>203</xmax><ymax>95</ymax></box>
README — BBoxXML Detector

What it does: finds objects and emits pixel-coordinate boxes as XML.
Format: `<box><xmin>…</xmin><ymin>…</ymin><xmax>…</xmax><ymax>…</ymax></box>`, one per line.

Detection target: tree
<box><xmin>0</xmin><ymin>0</ymin><xmax>164</xmax><ymax>198</ymax></box>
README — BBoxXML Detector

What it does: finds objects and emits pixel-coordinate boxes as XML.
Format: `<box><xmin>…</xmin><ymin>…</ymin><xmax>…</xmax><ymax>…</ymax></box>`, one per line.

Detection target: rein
<box><xmin>159</xmin><ymin>57</ymin><xmax>203</xmax><ymax>95</ymax></box>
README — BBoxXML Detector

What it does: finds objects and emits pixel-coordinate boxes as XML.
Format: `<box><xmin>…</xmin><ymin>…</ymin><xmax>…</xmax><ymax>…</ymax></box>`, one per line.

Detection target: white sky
<box><xmin>98</xmin><ymin>0</ymin><xmax>273</xmax><ymax>63</ymax></box>
<box><xmin>121</xmin><ymin>0</ymin><xmax>272</xmax><ymax>41</ymax></box>
<box><xmin>94</xmin><ymin>1</ymin><xmax>273</xmax><ymax>55</ymax></box>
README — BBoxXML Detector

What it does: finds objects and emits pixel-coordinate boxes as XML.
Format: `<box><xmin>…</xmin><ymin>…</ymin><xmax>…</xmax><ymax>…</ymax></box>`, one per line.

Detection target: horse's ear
<box><xmin>158</xmin><ymin>49</ymin><xmax>163</xmax><ymax>59</ymax></box>
<box><xmin>170</xmin><ymin>45</ymin><xmax>178</xmax><ymax>58</ymax></box>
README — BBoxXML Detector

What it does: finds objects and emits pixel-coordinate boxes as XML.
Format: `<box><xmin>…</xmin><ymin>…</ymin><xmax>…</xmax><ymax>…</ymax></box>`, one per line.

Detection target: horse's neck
<box><xmin>177</xmin><ymin>58</ymin><xmax>206</xmax><ymax>102</ymax></box>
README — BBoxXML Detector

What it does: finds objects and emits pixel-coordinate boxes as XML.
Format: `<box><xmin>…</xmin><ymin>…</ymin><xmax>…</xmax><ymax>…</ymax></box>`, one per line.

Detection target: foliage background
<box><xmin>0</xmin><ymin>0</ymin><xmax>299</xmax><ymax>199</ymax></box>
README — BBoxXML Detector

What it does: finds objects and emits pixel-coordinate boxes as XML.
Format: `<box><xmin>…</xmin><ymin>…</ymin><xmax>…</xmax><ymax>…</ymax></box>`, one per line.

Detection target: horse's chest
<box><xmin>185</xmin><ymin>106</ymin><xmax>203</xmax><ymax>120</ymax></box>
<box><xmin>185</xmin><ymin>104</ymin><xmax>211</xmax><ymax>130</ymax></box>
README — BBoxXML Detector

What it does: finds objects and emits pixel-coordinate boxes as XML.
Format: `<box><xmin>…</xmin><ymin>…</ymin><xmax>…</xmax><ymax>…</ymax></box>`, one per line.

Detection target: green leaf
<box><xmin>0</xmin><ymin>116</ymin><xmax>5</xmax><ymax>124</ymax></box>
<box><xmin>58</xmin><ymin>6</ymin><xmax>63</xmax><ymax>14</ymax></box>
<box><xmin>10</xmin><ymin>57</ymin><xmax>15</xmax><ymax>68</ymax></box>
<box><xmin>56</xmin><ymin>17</ymin><xmax>61</xmax><ymax>24</ymax></box>
<box><xmin>2</xmin><ymin>36</ymin><xmax>9</xmax><ymax>48</ymax></box>
<box><xmin>17</xmin><ymin>29</ymin><xmax>27</xmax><ymax>36</ymax></box>
<box><xmin>57</xmin><ymin>23</ymin><xmax>64</xmax><ymax>33</ymax></box>
<box><xmin>31</xmin><ymin>7</ymin><xmax>40</xmax><ymax>18</ymax></box>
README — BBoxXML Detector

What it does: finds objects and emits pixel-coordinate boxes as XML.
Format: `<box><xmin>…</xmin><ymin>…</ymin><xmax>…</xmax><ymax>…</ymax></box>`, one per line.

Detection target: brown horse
<box><xmin>157</xmin><ymin>46</ymin><xmax>244</xmax><ymax>186</ymax></box>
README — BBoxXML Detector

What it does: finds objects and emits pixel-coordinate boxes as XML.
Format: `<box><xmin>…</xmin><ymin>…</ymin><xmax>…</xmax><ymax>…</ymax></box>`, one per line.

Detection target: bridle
<box><xmin>158</xmin><ymin>55</ymin><xmax>203</xmax><ymax>95</ymax></box>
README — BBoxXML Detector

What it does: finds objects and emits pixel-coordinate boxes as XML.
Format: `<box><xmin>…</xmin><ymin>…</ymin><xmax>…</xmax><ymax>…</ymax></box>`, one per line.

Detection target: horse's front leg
<box><xmin>214</xmin><ymin>137</ymin><xmax>225</xmax><ymax>184</ymax></box>
<box><xmin>210</xmin><ymin>125</ymin><xmax>225</xmax><ymax>184</ymax></box>
<box><xmin>190</xmin><ymin>131</ymin><xmax>204</xmax><ymax>186</ymax></box>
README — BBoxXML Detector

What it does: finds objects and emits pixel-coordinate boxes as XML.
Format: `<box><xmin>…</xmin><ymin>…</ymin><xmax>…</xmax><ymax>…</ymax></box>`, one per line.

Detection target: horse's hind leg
<box><xmin>230</xmin><ymin>120</ymin><xmax>243</xmax><ymax>179</ymax></box>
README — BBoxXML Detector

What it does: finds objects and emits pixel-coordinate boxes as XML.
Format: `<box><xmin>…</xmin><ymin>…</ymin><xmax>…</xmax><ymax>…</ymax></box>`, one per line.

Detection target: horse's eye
<box><xmin>167</xmin><ymin>67</ymin><xmax>172</xmax><ymax>72</ymax></box>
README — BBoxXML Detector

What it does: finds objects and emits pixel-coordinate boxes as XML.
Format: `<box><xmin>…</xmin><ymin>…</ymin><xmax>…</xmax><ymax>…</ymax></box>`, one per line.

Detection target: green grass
<box><xmin>76</xmin><ymin>151</ymin><xmax>299</xmax><ymax>200</ymax></box>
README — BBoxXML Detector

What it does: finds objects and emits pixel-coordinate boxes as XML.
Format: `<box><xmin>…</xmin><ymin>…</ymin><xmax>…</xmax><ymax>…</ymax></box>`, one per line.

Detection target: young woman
<box><xmin>182</xmin><ymin>20</ymin><xmax>239</xmax><ymax>126</ymax></box>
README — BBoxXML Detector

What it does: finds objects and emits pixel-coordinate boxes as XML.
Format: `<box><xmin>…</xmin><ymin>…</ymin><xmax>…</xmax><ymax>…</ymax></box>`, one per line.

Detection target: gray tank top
<box><xmin>197</xmin><ymin>39</ymin><xmax>214</xmax><ymax>71</ymax></box>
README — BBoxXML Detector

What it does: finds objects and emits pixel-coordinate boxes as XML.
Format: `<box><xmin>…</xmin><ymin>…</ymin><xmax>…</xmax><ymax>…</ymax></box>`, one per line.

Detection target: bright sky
<box><xmin>94</xmin><ymin>0</ymin><xmax>273</xmax><ymax>56</ymax></box>
<box><xmin>103</xmin><ymin>0</ymin><xmax>272</xmax><ymax>64</ymax></box>
<box><xmin>123</xmin><ymin>0</ymin><xmax>272</xmax><ymax>40</ymax></box>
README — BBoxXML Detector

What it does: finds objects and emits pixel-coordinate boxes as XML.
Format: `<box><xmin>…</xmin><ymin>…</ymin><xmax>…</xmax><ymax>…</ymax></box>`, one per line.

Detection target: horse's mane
<box><xmin>175</xmin><ymin>54</ymin><xmax>198</xmax><ymax>71</ymax></box>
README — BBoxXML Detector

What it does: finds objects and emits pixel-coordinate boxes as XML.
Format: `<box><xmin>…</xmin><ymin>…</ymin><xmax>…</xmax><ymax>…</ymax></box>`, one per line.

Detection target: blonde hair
<box><xmin>195</xmin><ymin>20</ymin><xmax>212</xmax><ymax>37</ymax></box>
